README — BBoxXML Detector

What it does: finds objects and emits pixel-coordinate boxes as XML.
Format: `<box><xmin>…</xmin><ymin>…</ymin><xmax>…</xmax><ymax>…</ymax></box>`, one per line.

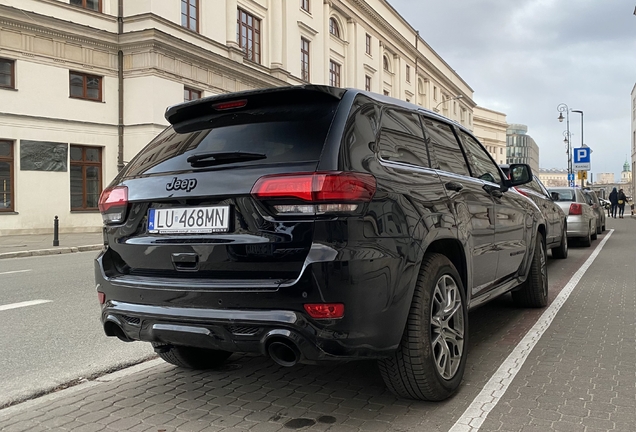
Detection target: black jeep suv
<box><xmin>96</xmin><ymin>85</ymin><xmax>547</xmax><ymax>401</ymax></box>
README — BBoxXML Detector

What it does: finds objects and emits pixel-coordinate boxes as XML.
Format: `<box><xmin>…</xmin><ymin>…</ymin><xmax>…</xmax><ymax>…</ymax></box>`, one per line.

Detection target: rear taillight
<box><xmin>569</xmin><ymin>203</ymin><xmax>583</xmax><ymax>215</ymax></box>
<box><xmin>98</xmin><ymin>186</ymin><xmax>128</xmax><ymax>224</ymax></box>
<box><xmin>304</xmin><ymin>303</ymin><xmax>345</xmax><ymax>319</ymax></box>
<box><xmin>251</xmin><ymin>172</ymin><xmax>376</xmax><ymax>215</ymax></box>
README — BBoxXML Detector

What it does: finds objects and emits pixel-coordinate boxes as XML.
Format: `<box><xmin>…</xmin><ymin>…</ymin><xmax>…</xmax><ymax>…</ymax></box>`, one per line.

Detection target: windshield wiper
<box><xmin>186</xmin><ymin>151</ymin><xmax>267</xmax><ymax>167</ymax></box>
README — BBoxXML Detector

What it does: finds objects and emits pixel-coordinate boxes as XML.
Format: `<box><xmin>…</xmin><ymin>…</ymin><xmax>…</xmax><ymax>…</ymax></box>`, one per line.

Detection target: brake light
<box><xmin>98</xmin><ymin>186</ymin><xmax>128</xmax><ymax>224</ymax></box>
<box><xmin>304</xmin><ymin>303</ymin><xmax>345</xmax><ymax>319</ymax></box>
<box><xmin>212</xmin><ymin>99</ymin><xmax>247</xmax><ymax>111</ymax></box>
<box><xmin>569</xmin><ymin>203</ymin><xmax>583</xmax><ymax>215</ymax></box>
<box><xmin>251</xmin><ymin>172</ymin><xmax>376</xmax><ymax>215</ymax></box>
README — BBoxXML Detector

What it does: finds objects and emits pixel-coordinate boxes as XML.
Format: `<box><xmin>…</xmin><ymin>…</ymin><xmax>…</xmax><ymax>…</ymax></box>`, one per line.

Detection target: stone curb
<box><xmin>0</xmin><ymin>244</ymin><xmax>103</xmax><ymax>260</ymax></box>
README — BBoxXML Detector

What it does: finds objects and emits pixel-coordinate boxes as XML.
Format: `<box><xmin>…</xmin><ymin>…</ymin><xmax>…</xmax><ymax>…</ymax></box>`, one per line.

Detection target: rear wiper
<box><xmin>186</xmin><ymin>151</ymin><xmax>267</xmax><ymax>167</ymax></box>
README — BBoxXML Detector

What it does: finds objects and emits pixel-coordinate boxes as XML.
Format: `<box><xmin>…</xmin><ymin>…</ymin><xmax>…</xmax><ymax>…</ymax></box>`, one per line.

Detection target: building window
<box><xmin>70</xmin><ymin>145</ymin><xmax>102</xmax><ymax>211</ymax></box>
<box><xmin>329</xmin><ymin>60</ymin><xmax>340</xmax><ymax>87</ymax></box>
<box><xmin>184</xmin><ymin>87</ymin><xmax>201</xmax><ymax>102</ymax></box>
<box><xmin>0</xmin><ymin>140</ymin><xmax>13</xmax><ymax>212</ymax></box>
<box><xmin>0</xmin><ymin>59</ymin><xmax>15</xmax><ymax>89</ymax></box>
<box><xmin>383</xmin><ymin>56</ymin><xmax>390</xmax><ymax>72</ymax></box>
<box><xmin>70</xmin><ymin>0</ymin><xmax>101</xmax><ymax>12</ymax></box>
<box><xmin>433</xmin><ymin>86</ymin><xmax>438</xmax><ymax>101</ymax></box>
<box><xmin>69</xmin><ymin>72</ymin><xmax>102</xmax><ymax>101</ymax></box>
<box><xmin>181</xmin><ymin>0</ymin><xmax>198</xmax><ymax>31</ymax></box>
<box><xmin>237</xmin><ymin>9</ymin><xmax>261</xmax><ymax>63</ymax></box>
<box><xmin>383</xmin><ymin>90</ymin><xmax>389</xmax><ymax>96</ymax></box>
<box><xmin>365</xmin><ymin>75</ymin><xmax>371</xmax><ymax>91</ymax></box>
<box><xmin>406</xmin><ymin>65</ymin><xmax>410</xmax><ymax>83</ymax></box>
<box><xmin>329</xmin><ymin>18</ymin><xmax>340</xmax><ymax>38</ymax></box>
<box><xmin>301</xmin><ymin>0</ymin><xmax>309</xmax><ymax>12</ymax></box>
<box><xmin>365</xmin><ymin>33</ymin><xmax>372</xmax><ymax>55</ymax></box>
<box><xmin>301</xmin><ymin>38</ymin><xmax>310</xmax><ymax>82</ymax></box>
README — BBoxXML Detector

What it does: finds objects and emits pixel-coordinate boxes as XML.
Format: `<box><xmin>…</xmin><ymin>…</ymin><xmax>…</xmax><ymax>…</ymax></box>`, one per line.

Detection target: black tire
<box><xmin>152</xmin><ymin>343</ymin><xmax>232</xmax><ymax>369</ymax></box>
<box><xmin>581</xmin><ymin>225</ymin><xmax>592</xmax><ymax>247</ymax></box>
<box><xmin>591</xmin><ymin>222</ymin><xmax>598</xmax><ymax>240</ymax></box>
<box><xmin>378</xmin><ymin>253</ymin><xmax>468</xmax><ymax>401</ymax></box>
<box><xmin>512</xmin><ymin>232</ymin><xmax>548</xmax><ymax>308</ymax></box>
<box><xmin>551</xmin><ymin>226</ymin><xmax>568</xmax><ymax>259</ymax></box>
<box><xmin>596</xmin><ymin>223</ymin><xmax>602</xmax><ymax>235</ymax></box>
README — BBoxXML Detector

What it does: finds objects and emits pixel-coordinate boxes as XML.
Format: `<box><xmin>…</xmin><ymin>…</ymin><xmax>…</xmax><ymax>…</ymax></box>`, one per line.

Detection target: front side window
<box><xmin>69</xmin><ymin>72</ymin><xmax>102</xmax><ymax>101</ymax></box>
<box><xmin>459</xmin><ymin>131</ymin><xmax>502</xmax><ymax>184</ymax></box>
<box><xmin>181</xmin><ymin>0</ymin><xmax>198</xmax><ymax>32</ymax></box>
<box><xmin>70</xmin><ymin>145</ymin><xmax>102</xmax><ymax>211</ymax></box>
<box><xmin>329</xmin><ymin>18</ymin><xmax>340</xmax><ymax>38</ymax></box>
<box><xmin>70</xmin><ymin>0</ymin><xmax>101</xmax><ymax>12</ymax></box>
<box><xmin>184</xmin><ymin>87</ymin><xmax>201</xmax><ymax>102</ymax></box>
<box><xmin>0</xmin><ymin>58</ymin><xmax>15</xmax><ymax>89</ymax></box>
<box><xmin>237</xmin><ymin>9</ymin><xmax>261</xmax><ymax>63</ymax></box>
<box><xmin>301</xmin><ymin>38</ymin><xmax>310</xmax><ymax>82</ymax></box>
<box><xmin>329</xmin><ymin>61</ymin><xmax>340</xmax><ymax>87</ymax></box>
<box><xmin>0</xmin><ymin>140</ymin><xmax>13</xmax><ymax>212</ymax></box>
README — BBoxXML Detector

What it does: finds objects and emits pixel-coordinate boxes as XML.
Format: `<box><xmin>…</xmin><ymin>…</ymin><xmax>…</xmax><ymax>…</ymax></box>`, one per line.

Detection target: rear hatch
<box><xmin>99</xmin><ymin>86</ymin><xmax>348</xmax><ymax>286</ymax></box>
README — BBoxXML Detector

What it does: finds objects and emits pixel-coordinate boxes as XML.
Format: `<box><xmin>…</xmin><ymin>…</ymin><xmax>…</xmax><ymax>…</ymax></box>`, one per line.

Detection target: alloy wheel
<box><xmin>430</xmin><ymin>274</ymin><xmax>465</xmax><ymax>380</ymax></box>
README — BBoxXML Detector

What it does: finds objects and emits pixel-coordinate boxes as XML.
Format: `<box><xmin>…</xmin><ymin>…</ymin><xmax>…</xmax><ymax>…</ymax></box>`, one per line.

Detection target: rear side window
<box><xmin>458</xmin><ymin>131</ymin><xmax>502</xmax><ymax>185</ymax></box>
<box><xmin>377</xmin><ymin>109</ymin><xmax>429</xmax><ymax>168</ymax></box>
<box><xmin>122</xmin><ymin>101</ymin><xmax>339</xmax><ymax>177</ymax></box>
<box><xmin>422</xmin><ymin>117</ymin><xmax>470</xmax><ymax>176</ymax></box>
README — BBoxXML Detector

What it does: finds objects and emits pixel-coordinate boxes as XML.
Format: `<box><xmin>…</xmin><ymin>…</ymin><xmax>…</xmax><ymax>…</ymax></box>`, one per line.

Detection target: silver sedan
<box><xmin>548</xmin><ymin>187</ymin><xmax>598</xmax><ymax>247</ymax></box>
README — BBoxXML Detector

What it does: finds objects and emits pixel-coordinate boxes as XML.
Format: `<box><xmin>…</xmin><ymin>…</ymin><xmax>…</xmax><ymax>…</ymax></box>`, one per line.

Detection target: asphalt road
<box><xmin>0</xmin><ymin>252</ymin><xmax>155</xmax><ymax>408</ymax></box>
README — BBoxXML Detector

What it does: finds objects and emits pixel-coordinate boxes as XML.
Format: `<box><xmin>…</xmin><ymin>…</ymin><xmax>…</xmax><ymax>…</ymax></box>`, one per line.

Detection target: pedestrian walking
<box><xmin>617</xmin><ymin>188</ymin><xmax>627</xmax><ymax>218</ymax></box>
<box><xmin>609</xmin><ymin>187</ymin><xmax>618</xmax><ymax>218</ymax></box>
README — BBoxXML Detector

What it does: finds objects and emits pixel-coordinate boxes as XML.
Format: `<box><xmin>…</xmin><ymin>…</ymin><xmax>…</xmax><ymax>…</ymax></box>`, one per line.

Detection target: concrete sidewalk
<box><xmin>0</xmin><ymin>232</ymin><xmax>103</xmax><ymax>259</ymax></box>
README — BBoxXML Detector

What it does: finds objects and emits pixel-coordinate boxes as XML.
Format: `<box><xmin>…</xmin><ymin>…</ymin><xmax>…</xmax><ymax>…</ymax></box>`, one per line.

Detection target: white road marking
<box><xmin>450</xmin><ymin>230</ymin><xmax>614</xmax><ymax>432</ymax></box>
<box><xmin>0</xmin><ymin>269</ymin><xmax>32</xmax><ymax>276</ymax></box>
<box><xmin>0</xmin><ymin>300</ymin><xmax>53</xmax><ymax>312</ymax></box>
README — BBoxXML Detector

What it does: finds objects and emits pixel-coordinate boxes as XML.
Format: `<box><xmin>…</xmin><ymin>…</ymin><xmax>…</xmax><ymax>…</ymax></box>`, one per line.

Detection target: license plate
<box><xmin>148</xmin><ymin>206</ymin><xmax>230</xmax><ymax>234</ymax></box>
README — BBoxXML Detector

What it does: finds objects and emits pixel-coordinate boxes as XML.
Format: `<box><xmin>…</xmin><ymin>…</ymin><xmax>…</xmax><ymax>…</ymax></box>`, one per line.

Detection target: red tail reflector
<box><xmin>251</xmin><ymin>172</ymin><xmax>376</xmax><ymax>202</ymax></box>
<box><xmin>304</xmin><ymin>303</ymin><xmax>345</xmax><ymax>319</ymax></box>
<box><xmin>98</xmin><ymin>186</ymin><xmax>128</xmax><ymax>224</ymax></box>
<box><xmin>569</xmin><ymin>203</ymin><xmax>583</xmax><ymax>215</ymax></box>
<box><xmin>212</xmin><ymin>99</ymin><xmax>247</xmax><ymax>111</ymax></box>
<box><xmin>97</xmin><ymin>291</ymin><xmax>106</xmax><ymax>305</ymax></box>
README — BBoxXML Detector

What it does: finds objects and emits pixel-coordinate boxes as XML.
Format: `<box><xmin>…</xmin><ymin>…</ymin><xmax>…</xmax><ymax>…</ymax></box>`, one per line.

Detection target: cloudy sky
<box><xmin>389</xmin><ymin>0</ymin><xmax>635</xmax><ymax>180</ymax></box>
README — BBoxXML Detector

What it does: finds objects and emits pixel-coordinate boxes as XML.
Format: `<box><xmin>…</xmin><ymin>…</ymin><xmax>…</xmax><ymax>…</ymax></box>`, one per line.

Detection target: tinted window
<box><xmin>123</xmin><ymin>101</ymin><xmax>338</xmax><ymax>177</ymax></box>
<box><xmin>459</xmin><ymin>131</ymin><xmax>502</xmax><ymax>184</ymax></box>
<box><xmin>423</xmin><ymin>117</ymin><xmax>469</xmax><ymax>176</ymax></box>
<box><xmin>341</xmin><ymin>96</ymin><xmax>380</xmax><ymax>171</ymax></box>
<box><xmin>378</xmin><ymin>109</ymin><xmax>429</xmax><ymax>168</ymax></box>
<box><xmin>525</xmin><ymin>177</ymin><xmax>546</xmax><ymax>196</ymax></box>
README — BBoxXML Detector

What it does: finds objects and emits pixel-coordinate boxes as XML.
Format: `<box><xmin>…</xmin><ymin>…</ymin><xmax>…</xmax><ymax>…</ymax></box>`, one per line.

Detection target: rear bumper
<box><xmin>95</xmin><ymin>240</ymin><xmax>418</xmax><ymax>363</ymax></box>
<box><xmin>565</xmin><ymin>216</ymin><xmax>590</xmax><ymax>237</ymax></box>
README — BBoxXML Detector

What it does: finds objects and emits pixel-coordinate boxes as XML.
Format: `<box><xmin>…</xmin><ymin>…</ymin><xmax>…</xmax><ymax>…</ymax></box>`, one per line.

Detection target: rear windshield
<box><xmin>550</xmin><ymin>188</ymin><xmax>574</xmax><ymax>201</ymax></box>
<box><xmin>122</xmin><ymin>101</ymin><xmax>339</xmax><ymax>177</ymax></box>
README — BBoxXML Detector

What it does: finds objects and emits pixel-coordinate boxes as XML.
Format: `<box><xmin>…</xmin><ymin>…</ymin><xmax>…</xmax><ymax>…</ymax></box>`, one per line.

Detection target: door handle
<box><xmin>445</xmin><ymin>181</ymin><xmax>464</xmax><ymax>192</ymax></box>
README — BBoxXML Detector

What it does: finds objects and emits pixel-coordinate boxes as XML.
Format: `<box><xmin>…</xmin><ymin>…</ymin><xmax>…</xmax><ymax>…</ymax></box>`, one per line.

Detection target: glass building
<box><xmin>506</xmin><ymin>124</ymin><xmax>540</xmax><ymax>174</ymax></box>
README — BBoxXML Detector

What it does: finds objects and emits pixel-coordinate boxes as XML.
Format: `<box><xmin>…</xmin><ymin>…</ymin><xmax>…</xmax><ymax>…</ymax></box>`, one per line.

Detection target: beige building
<box><xmin>596</xmin><ymin>173</ymin><xmax>615</xmax><ymax>184</ymax></box>
<box><xmin>0</xmin><ymin>0</ymin><xmax>477</xmax><ymax>235</ymax></box>
<box><xmin>473</xmin><ymin>107</ymin><xmax>507</xmax><ymax>165</ymax></box>
<box><xmin>538</xmin><ymin>169</ymin><xmax>568</xmax><ymax>188</ymax></box>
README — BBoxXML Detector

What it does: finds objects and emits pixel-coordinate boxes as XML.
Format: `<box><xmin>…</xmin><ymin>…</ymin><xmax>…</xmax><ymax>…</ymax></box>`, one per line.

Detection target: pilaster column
<box><xmin>270</xmin><ymin>0</ymin><xmax>283</xmax><ymax>68</ymax></box>
<box><xmin>226</xmin><ymin>0</ymin><xmax>238</xmax><ymax>47</ymax></box>
<box><xmin>346</xmin><ymin>19</ymin><xmax>356</xmax><ymax>87</ymax></box>
<box><xmin>324</xmin><ymin>1</ymin><xmax>331</xmax><ymax>85</ymax></box>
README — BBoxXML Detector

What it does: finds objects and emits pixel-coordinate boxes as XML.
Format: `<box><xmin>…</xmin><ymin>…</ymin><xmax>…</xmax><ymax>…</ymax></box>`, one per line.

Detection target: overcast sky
<box><xmin>389</xmin><ymin>0</ymin><xmax>635</xmax><ymax>180</ymax></box>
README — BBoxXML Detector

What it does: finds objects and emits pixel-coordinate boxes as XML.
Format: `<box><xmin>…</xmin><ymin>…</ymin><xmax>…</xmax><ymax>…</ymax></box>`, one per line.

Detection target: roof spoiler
<box><xmin>165</xmin><ymin>85</ymin><xmax>346</xmax><ymax>129</ymax></box>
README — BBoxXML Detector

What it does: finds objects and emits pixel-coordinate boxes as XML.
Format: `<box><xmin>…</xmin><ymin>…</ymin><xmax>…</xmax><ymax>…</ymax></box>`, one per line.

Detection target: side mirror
<box><xmin>550</xmin><ymin>192</ymin><xmax>560</xmax><ymax>201</ymax></box>
<box><xmin>506</xmin><ymin>163</ymin><xmax>533</xmax><ymax>187</ymax></box>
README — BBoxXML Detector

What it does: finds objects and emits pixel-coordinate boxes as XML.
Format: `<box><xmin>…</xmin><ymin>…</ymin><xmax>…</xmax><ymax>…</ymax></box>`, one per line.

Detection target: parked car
<box><xmin>583</xmin><ymin>189</ymin><xmax>606</xmax><ymax>234</ymax></box>
<box><xmin>548</xmin><ymin>187</ymin><xmax>598</xmax><ymax>247</ymax></box>
<box><xmin>96</xmin><ymin>85</ymin><xmax>548</xmax><ymax>401</ymax></box>
<box><xmin>500</xmin><ymin>166</ymin><xmax>568</xmax><ymax>259</ymax></box>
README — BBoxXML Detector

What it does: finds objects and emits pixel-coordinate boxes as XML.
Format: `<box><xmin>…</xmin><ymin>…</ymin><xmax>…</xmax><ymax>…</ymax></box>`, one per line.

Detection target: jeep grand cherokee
<box><xmin>95</xmin><ymin>85</ymin><xmax>547</xmax><ymax>401</ymax></box>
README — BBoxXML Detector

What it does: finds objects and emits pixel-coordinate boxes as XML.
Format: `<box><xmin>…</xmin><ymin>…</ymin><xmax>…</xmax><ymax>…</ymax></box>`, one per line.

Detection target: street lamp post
<box><xmin>571</xmin><ymin>110</ymin><xmax>584</xmax><ymax>187</ymax></box>
<box><xmin>557</xmin><ymin>103</ymin><xmax>572</xmax><ymax>186</ymax></box>
<box><xmin>434</xmin><ymin>94</ymin><xmax>463</xmax><ymax>112</ymax></box>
